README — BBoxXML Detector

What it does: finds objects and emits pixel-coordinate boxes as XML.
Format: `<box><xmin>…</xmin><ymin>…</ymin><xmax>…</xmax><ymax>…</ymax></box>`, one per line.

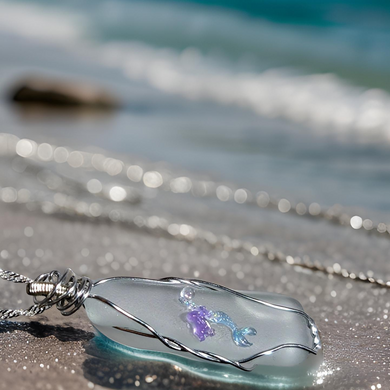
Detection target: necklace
<box><xmin>0</xmin><ymin>132</ymin><xmax>388</xmax><ymax>287</ymax></box>
<box><xmin>0</xmin><ymin>183</ymin><xmax>387</xmax><ymax>288</ymax></box>
<box><xmin>0</xmin><ymin>131</ymin><xmax>383</xmax><ymax>383</ymax></box>
<box><xmin>0</xmin><ymin>132</ymin><xmax>387</xmax><ymax>238</ymax></box>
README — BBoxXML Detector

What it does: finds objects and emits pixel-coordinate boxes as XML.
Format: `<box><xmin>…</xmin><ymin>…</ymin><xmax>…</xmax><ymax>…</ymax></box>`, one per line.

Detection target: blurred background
<box><xmin>1</xmin><ymin>0</ymin><xmax>390</xmax><ymax>211</ymax></box>
<box><xmin>2</xmin><ymin>2</ymin><xmax>390</xmax><ymax>388</ymax></box>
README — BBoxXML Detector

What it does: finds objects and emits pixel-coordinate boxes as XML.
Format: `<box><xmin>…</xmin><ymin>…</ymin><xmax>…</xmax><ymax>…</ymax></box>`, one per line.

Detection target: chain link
<box><xmin>0</xmin><ymin>132</ymin><xmax>388</xmax><ymax>239</ymax></box>
<box><xmin>0</xmin><ymin>269</ymin><xmax>33</xmax><ymax>284</ymax></box>
<box><xmin>1</xmin><ymin>187</ymin><xmax>389</xmax><ymax>290</ymax></box>
<box><xmin>0</xmin><ymin>269</ymin><xmax>49</xmax><ymax>320</ymax></box>
<box><xmin>0</xmin><ymin>268</ymin><xmax>92</xmax><ymax>319</ymax></box>
<box><xmin>0</xmin><ymin>131</ymin><xmax>389</xmax><ymax>305</ymax></box>
<box><xmin>0</xmin><ymin>305</ymin><xmax>48</xmax><ymax>321</ymax></box>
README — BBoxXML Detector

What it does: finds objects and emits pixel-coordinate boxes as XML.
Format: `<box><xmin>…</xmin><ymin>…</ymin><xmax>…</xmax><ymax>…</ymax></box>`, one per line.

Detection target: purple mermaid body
<box><xmin>179</xmin><ymin>287</ymin><xmax>257</xmax><ymax>347</ymax></box>
<box><xmin>186</xmin><ymin>306</ymin><xmax>215</xmax><ymax>341</ymax></box>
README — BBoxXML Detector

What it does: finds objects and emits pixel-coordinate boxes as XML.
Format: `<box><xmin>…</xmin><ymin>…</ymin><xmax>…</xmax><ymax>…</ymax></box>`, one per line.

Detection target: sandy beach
<box><xmin>2</xmin><ymin>1</ymin><xmax>390</xmax><ymax>389</ymax></box>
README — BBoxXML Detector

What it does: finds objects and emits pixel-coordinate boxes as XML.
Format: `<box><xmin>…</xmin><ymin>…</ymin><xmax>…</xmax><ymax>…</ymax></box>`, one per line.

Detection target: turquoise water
<box><xmin>169</xmin><ymin>0</ymin><xmax>390</xmax><ymax>23</ymax></box>
<box><xmin>1</xmin><ymin>0</ymin><xmax>390</xmax><ymax>212</ymax></box>
<box><xmin>5</xmin><ymin>0</ymin><xmax>390</xmax><ymax>89</ymax></box>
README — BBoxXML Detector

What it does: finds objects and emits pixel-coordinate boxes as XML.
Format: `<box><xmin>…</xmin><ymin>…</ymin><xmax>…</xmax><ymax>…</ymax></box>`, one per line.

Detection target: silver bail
<box><xmin>26</xmin><ymin>268</ymin><xmax>92</xmax><ymax>316</ymax></box>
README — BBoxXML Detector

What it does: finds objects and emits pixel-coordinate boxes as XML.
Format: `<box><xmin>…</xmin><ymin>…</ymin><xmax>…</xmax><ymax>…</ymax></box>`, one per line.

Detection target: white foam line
<box><xmin>1</xmin><ymin>0</ymin><xmax>390</xmax><ymax>143</ymax></box>
<box><xmin>99</xmin><ymin>41</ymin><xmax>390</xmax><ymax>144</ymax></box>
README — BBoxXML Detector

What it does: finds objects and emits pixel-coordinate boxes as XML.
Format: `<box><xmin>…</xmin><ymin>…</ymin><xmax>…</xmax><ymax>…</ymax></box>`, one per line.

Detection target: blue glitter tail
<box><xmin>232</xmin><ymin>327</ymin><xmax>257</xmax><ymax>347</ymax></box>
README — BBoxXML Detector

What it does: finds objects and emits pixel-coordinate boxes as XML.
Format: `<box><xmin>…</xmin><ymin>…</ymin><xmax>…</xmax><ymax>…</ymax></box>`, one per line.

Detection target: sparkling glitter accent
<box><xmin>208</xmin><ymin>311</ymin><xmax>257</xmax><ymax>348</ymax></box>
<box><xmin>179</xmin><ymin>287</ymin><xmax>257</xmax><ymax>347</ymax></box>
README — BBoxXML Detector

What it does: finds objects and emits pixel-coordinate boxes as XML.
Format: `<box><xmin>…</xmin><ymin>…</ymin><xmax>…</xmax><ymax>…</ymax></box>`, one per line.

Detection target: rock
<box><xmin>8</xmin><ymin>77</ymin><xmax>120</xmax><ymax>109</ymax></box>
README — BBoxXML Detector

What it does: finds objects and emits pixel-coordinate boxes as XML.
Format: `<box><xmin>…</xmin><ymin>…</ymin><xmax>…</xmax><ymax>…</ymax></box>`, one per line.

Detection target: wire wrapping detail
<box><xmin>29</xmin><ymin>269</ymin><xmax>92</xmax><ymax>316</ymax></box>
<box><xmin>90</xmin><ymin>277</ymin><xmax>321</xmax><ymax>371</ymax></box>
<box><xmin>91</xmin><ymin>294</ymin><xmax>318</xmax><ymax>372</ymax></box>
<box><xmin>0</xmin><ymin>268</ymin><xmax>92</xmax><ymax>320</ymax></box>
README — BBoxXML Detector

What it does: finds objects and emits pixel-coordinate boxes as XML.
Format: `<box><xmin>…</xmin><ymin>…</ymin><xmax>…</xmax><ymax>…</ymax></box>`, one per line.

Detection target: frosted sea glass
<box><xmin>84</xmin><ymin>278</ymin><xmax>322</xmax><ymax>385</ymax></box>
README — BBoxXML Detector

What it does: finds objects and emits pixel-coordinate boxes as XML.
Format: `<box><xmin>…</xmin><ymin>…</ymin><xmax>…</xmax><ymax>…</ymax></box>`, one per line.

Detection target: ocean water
<box><xmin>1</xmin><ymin>0</ymin><xmax>390</xmax><ymax>212</ymax></box>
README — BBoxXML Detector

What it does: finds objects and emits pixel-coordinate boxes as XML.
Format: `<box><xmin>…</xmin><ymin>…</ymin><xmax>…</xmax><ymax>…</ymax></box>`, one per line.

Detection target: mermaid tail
<box><xmin>180</xmin><ymin>288</ymin><xmax>257</xmax><ymax>347</ymax></box>
<box><xmin>232</xmin><ymin>326</ymin><xmax>257</xmax><ymax>347</ymax></box>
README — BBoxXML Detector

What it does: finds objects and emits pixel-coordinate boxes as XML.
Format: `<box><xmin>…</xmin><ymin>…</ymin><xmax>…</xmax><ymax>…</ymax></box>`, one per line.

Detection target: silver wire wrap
<box><xmin>91</xmin><ymin>277</ymin><xmax>321</xmax><ymax>371</ymax></box>
<box><xmin>0</xmin><ymin>268</ymin><xmax>92</xmax><ymax>320</ymax></box>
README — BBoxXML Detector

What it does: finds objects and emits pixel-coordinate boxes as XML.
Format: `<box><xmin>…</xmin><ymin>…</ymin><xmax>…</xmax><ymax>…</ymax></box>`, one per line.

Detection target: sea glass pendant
<box><xmin>83</xmin><ymin>276</ymin><xmax>322</xmax><ymax>384</ymax></box>
<box><xmin>20</xmin><ymin>268</ymin><xmax>322</xmax><ymax>385</ymax></box>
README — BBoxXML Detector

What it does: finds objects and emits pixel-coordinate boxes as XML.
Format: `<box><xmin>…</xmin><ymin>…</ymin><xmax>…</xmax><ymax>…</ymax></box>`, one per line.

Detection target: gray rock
<box><xmin>8</xmin><ymin>77</ymin><xmax>120</xmax><ymax>109</ymax></box>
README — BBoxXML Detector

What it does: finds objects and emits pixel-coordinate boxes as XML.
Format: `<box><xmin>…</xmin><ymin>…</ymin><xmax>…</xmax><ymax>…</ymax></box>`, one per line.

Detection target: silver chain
<box><xmin>0</xmin><ymin>132</ymin><xmax>388</xmax><ymax>238</ymax></box>
<box><xmin>0</xmin><ymin>267</ymin><xmax>92</xmax><ymax>319</ymax></box>
<box><xmin>1</xmin><ymin>185</ymin><xmax>389</xmax><ymax>291</ymax></box>
<box><xmin>0</xmin><ymin>269</ymin><xmax>33</xmax><ymax>284</ymax></box>
<box><xmin>1</xmin><ymin>132</ymin><xmax>390</xmax><ymax>319</ymax></box>
<box><xmin>0</xmin><ymin>269</ymin><xmax>48</xmax><ymax>320</ymax></box>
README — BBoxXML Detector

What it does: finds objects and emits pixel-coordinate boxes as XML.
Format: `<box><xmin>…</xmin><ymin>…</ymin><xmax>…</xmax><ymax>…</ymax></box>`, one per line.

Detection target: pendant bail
<box><xmin>26</xmin><ymin>268</ymin><xmax>92</xmax><ymax>316</ymax></box>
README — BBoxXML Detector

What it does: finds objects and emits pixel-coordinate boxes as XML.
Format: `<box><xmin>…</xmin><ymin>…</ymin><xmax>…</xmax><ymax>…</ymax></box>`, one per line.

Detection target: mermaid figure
<box><xmin>179</xmin><ymin>287</ymin><xmax>257</xmax><ymax>347</ymax></box>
